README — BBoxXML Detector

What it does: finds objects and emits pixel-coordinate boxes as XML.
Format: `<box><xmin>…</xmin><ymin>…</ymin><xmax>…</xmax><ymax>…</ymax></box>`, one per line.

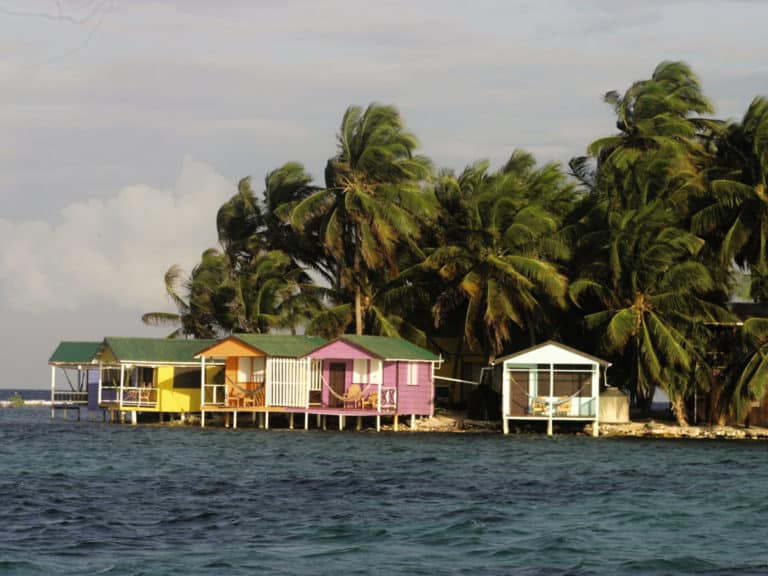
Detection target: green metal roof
<box><xmin>48</xmin><ymin>341</ymin><xmax>101</xmax><ymax>365</ymax></box>
<box><xmin>338</xmin><ymin>335</ymin><xmax>440</xmax><ymax>361</ymax></box>
<box><xmin>232</xmin><ymin>334</ymin><xmax>327</xmax><ymax>357</ymax></box>
<box><xmin>101</xmin><ymin>337</ymin><xmax>219</xmax><ymax>364</ymax></box>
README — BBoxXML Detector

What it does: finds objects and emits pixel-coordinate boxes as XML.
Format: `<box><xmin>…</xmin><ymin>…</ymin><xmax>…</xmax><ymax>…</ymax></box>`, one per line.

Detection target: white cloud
<box><xmin>0</xmin><ymin>157</ymin><xmax>233</xmax><ymax>313</ymax></box>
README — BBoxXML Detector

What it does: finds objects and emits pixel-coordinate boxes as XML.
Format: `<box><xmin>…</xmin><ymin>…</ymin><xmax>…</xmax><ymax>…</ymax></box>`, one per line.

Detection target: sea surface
<box><xmin>1</xmin><ymin>402</ymin><xmax>767</xmax><ymax>575</ymax></box>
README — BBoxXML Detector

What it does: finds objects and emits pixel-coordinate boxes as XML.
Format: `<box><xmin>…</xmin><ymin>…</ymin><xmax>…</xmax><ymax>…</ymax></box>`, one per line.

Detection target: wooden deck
<box><xmin>201</xmin><ymin>404</ymin><xmax>399</xmax><ymax>431</ymax></box>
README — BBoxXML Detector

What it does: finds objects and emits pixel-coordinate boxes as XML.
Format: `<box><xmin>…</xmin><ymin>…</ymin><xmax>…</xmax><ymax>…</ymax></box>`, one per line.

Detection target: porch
<box><xmin>498</xmin><ymin>341</ymin><xmax>609</xmax><ymax>436</ymax></box>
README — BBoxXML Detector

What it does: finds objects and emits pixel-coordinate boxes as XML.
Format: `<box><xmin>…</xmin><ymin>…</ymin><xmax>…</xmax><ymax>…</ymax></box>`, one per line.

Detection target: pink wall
<box><xmin>308</xmin><ymin>340</ymin><xmax>372</xmax><ymax>360</ymax></box>
<box><xmin>394</xmin><ymin>362</ymin><xmax>433</xmax><ymax>416</ymax></box>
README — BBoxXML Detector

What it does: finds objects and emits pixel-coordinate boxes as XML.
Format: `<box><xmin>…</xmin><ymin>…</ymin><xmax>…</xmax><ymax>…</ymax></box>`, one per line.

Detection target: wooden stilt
<box><xmin>233</xmin><ymin>411</ymin><xmax>238</xmax><ymax>430</ymax></box>
<box><xmin>304</xmin><ymin>413</ymin><xmax>309</xmax><ymax>430</ymax></box>
<box><xmin>376</xmin><ymin>415</ymin><xmax>381</xmax><ymax>432</ymax></box>
<box><xmin>316</xmin><ymin>414</ymin><xmax>321</xmax><ymax>427</ymax></box>
<box><xmin>394</xmin><ymin>414</ymin><xmax>399</xmax><ymax>432</ymax></box>
<box><xmin>339</xmin><ymin>415</ymin><xmax>344</xmax><ymax>431</ymax></box>
<box><xmin>410</xmin><ymin>414</ymin><xmax>415</xmax><ymax>429</ymax></box>
<box><xmin>131</xmin><ymin>410</ymin><xmax>137</xmax><ymax>426</ymax></box>
<box><xmin>356</xmin><ymin>416</ymin><xmax>362</xmax><ymax>431</ymax></box>
<box><xmin>547</xmin><ymin>416</ymin><xmax>553</xmax><ymax>436</ymax></box>
<box><xmin>289</xmin><ymin>413</ymin><xmax>295</xmax><ymax>430</ymax></box>
<box><xmin>225</xmin><ymin>412</ymin><xmax>230</xmax><ymax>428</ymax></box>
<box><xmin>322</xmin><ymin>415</ymin><xmax>327</xmax><ymax>431</ymax></box>
<box><xmin>503</xmin><ymin>418</ymin><xmax>509</xmax><ymax>435</ymax></box>
<box><xmin>201</xmin><ymin>410</ymin><xmax>206</xmax><ymax>428</ymax></box>
<box><xmin>265</xmin><ymin>412</ymin><xmax>270</xmax><ymax>430</ymax></box>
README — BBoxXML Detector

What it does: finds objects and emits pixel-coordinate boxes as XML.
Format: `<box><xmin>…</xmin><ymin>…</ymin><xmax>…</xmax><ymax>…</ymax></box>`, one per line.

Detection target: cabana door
<box><xmin>329</xmin><ymin>363</ymin><xmax>346</xmax><ymax>407</ymax></box>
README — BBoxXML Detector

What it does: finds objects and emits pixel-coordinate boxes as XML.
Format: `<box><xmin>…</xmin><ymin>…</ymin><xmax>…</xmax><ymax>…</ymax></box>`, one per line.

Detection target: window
<box><xmin>353</xmin><ymin>359</ymin><xmax>368</xmax><ymax>384</ymax></box>
<box><xmin>370</xmin><ymin>360</ymin><xmax>382</xmax><ymax>385</ymax></box>
<box><xmin>252</xmin><ymin>357</ymin><xmax>265</xmax><ymax>382</ymax></box>
<box><xmin>173</xmin><ymin>366</ymin><xmax>200</xmax><ymax>389</ymax></box>
<box><xmin>408</xmin><ymin>363</ymin><xmax>420</xmax><ymax>386</ymax></box>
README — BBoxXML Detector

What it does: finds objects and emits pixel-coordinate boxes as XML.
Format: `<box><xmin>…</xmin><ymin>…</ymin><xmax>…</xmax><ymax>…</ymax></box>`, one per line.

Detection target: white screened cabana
<box><xmin>496</xmin><ymin>341</ymin><xmax>610</xmax><ymax>436</ymax></box>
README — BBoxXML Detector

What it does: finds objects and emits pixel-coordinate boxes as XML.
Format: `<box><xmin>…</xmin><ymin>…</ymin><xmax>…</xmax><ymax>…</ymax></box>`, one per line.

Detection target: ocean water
<box><xmin>1</xmin><ymin>407</ymin><xmax>767</xmax><ymax>575</ymax></box>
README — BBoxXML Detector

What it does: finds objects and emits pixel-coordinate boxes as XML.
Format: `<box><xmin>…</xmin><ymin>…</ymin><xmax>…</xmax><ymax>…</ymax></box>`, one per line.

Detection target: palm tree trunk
<box><xmin>671</xmin><ymin>396</ymin><xmax>689</xmax><ymax>427</ymax></box>
<box><xmin>354</xmin><ymin>249</ymin><xmax>363</xmax><ymax>335</ymax></box>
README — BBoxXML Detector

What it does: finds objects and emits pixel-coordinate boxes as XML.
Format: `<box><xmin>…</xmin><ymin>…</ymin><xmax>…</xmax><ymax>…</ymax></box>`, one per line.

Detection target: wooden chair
<box><xmin>555</xmin><ymin>398</ymin><xmax>572</xmax><ymax>416</ymax></box>
<box><xmin>343</xmin><ymin>383</ymin><xmax>363</xmax><ymax>408</ymax></box>
<box><xmin>362</xmin><ymin>391</ymin><xmax>378</xmax><ymax>410</ymax></box>
<box><xmin>531</xmin><ymin>397</ymin><xmax>548</xmax><ymax>416</ymax></box>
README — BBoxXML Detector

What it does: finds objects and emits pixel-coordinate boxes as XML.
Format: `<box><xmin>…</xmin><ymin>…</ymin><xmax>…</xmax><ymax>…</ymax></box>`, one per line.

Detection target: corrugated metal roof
<box><xmin>334</xmin><ymin>335</ymin><xmax>440</xmax><ymax>361</ymax></box>
<box><xmin>48</xmin><ymin>341</ymin><xmax>101</xmax><ymax>364</ymax></box>
<box><xmin>232</xmin><ymin>334</ymin><xmax>327</xmax><ymax>357</ymax></box>
<box><xmin>100</xmin><ymin>337</ymin><xmax>219</xmax><ymax>364</ymax></box>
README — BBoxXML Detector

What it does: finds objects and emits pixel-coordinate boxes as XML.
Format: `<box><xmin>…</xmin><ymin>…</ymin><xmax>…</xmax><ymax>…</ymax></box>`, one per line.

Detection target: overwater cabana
<box><xmin>303</xmin><ymin>335</ymin><xmax>441</xmax><ymax>432</ymax></box>
<box><xmin>96</xmin><ymin>337</ymin><xmax>223</xmax><ymax>424</ymax></box>
<box><xmin>495</xmin><ymin>341</ymin><xmax>610</xmax><ymax>436</ymax></box>
<box><xmin>195</xmin><ymin>334</ymin><xmax>326</xmax><ymax>429</ymax></box>
<box><xmin>48</xmin><ymin>341</ymin><xmax>101</xmax><ymax>420</ymax></box>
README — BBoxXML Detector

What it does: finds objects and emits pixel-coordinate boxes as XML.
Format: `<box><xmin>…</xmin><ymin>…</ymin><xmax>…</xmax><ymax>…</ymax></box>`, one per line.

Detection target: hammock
<box><xmin>226</xmin><ymin>374</ymin><xmax>265</xmax><ymax>396</ymax></box>
<box><xmin>321</xmin><ymin>376</ymin><xmax>376</xmax><ymax>405</ymax></box>
<box><xmin>509</xmin><ymin>375</ymin><xmax>589</xmax><ymax>407</ymax></box>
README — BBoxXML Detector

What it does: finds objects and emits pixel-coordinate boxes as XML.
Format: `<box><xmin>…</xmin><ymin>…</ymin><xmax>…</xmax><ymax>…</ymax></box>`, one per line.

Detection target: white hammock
<box><xmin>321</xmin><ymin>376</ymin><xmax>376</xmax><ymax>404</ymax></box>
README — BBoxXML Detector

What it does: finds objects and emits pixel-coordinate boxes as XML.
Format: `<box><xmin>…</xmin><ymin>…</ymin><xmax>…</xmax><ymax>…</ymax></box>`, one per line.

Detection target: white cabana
<box><xmin>495</xmin><ymin>341</ymin><xmax>610</xmax><ymax>436</ymax></box>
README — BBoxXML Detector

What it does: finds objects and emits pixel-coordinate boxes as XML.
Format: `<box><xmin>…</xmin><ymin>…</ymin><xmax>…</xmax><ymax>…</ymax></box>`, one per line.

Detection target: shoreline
<box><xmin>5</xmin><ymin>404</ymin><xmax>768</xmax><ymax>439</ymax></box>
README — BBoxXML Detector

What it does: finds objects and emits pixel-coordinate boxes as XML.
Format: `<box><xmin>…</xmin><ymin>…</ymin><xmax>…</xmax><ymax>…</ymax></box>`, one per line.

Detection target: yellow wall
<box><xmin>130</xmin><ymin>364</ymin><xmax>221</xmax><ymax>414</ymax></box>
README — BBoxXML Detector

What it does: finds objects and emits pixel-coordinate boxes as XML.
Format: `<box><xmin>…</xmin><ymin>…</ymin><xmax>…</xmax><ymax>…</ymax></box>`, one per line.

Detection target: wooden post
<box><xmin>339</xmin><ymin>415</ymin><xmax>344</xmax><ymax>431</ymax></box>
<box><xmin>201</xmin><ymin>410</ymin><xmax>206</xmax><ymax>428</ymax></box>
<box><xmin>322</xmin><ymin>415</ymin><xmax>327</xmax><ymax>431</ymax></box>
<box><xmin>50</xmin><ymin>366</ymin><xmax>56</xmax><ymax>419</ymax></box>
<box><xmin>200</xmin><ymin>355</ymin><xmax>206</xmax><ymax>418</ymax></box>
<box><xmin>376</xmin><ymin>415</ymin><xmax>380</xmax><ymax>432</ymax></box>
<box><xmin>265</xmin><ymin>412</ymin><xmax>270</xmax><ymax>430</ymax></box>
<box><xmin>131</xmin><ymin>410</ymin><xmax>137</xmax><ymax>426</ymax></box>
<box><xmin>394</xmin><ymin>414</ymin><xmax>399</xmax><ymax>432</ymax></box>
<box><xmin>356</xmin><ymin>416</ymin><xmax>362</xmax><ymax>431</ymax></box>
<box><xmin>503</xmin><ymin>418</ymin><xmax>509</xmax><ymax>435</ymax></box>
<box><xmin>305</xmin><ymin>413</ymin><xmax>309</xmax><ymax>430</ymax></box>
<box><xmin>548</xmin><ymin>363</ymin><xmax>554</xmax><ymax>437</ymax></box>
<box><xmin>233</xmin><ymin>411</ymin><xmax>238</xmax><ymax>430</ymax></box>
<box><xmin>410</xmin><ymin>414</ymin><xmax>416</xmax><ymax>429</ymax></box>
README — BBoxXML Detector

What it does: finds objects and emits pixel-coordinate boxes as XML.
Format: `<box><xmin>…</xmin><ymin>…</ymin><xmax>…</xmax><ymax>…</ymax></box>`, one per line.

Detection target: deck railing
<box><xmin>99</xmin><ymin>386</ymin><xmax>119</xmax><ymax>404</ymax></box>
<box><xmin>119</xmin><ymin>386</ymin><xmax>158</xmax><ymax>408</ymax></box>
<box><xmin>52</xmin><ymin>391</ymin><xmax>88</xmax><ymax>404</ymax></box>
<box><xmin>380</xmin><ymin>386</ymin><xmax>397</xmax><ymax>411</ymax></box>
<box><xmin>203</xmin><ymin>383</ymin><xmax>226</xmax><ymax>406</ymax></box>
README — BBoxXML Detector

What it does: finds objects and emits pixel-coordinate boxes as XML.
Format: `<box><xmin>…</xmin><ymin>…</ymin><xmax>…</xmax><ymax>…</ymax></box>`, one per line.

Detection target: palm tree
<box><xmin>721</xmin><ymin>318</ymin><xmax>768</xmax><ymax>423</ymax></box>
<box><xmin>570</xmin><ymin>199</ymin><xmax>726</xmax><ymax>424</ymax></box>
<box><xmin>291</xmin><ymin>103</ymin><xmax>434</xmax><ymax>335</ymax></box>
<box><xmin>141</xmin><ymin>249</ymin><xmax>228</xmax><ymax>338</ymax></box>
<box><xmin>692</xmin><ymin>97</ymin><xmax>768</xmax><ymax>300</ymax></box>
<box><xmin>588</xmin><ymin>61</ymin><xmax>714</xmax><ymax>177</ymax></box>
<box><xmin>423</xmin><ymin>153</ymin><xmax>571</xmax><ymax>359</ymax></box>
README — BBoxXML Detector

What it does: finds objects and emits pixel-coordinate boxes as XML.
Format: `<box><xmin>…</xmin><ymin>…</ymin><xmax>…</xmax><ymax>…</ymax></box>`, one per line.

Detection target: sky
<box><xmin>2</xmin><ymin>0</ymin><xmax>768</xmax><ymax>390</ymax></box>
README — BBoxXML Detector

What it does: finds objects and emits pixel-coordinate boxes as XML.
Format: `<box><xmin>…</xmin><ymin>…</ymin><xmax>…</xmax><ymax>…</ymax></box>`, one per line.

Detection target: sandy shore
<box><xmin>406</xmin><ymin>411</ymin><xmax>768</xmax><ymax>439</ymax></box>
